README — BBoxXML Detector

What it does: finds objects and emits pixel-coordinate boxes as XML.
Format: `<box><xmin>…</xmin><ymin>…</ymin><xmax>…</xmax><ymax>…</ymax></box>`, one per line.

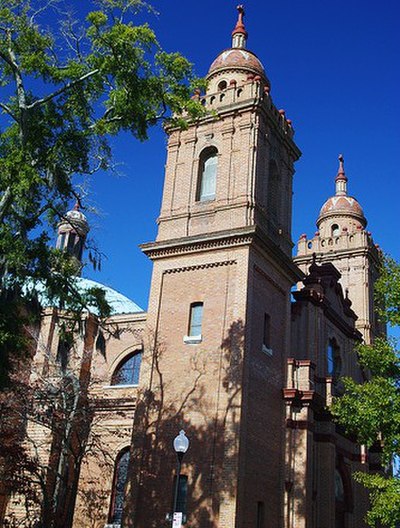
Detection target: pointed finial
<box><xmin>232</xmin><ymin>5</ymin><xmax>248</xmax><ymax>48</ymax></box>
<box><xmin>335</xmin><ymin>153</ymin><xmax>348</xmax><ymax>196</ymax></box>
<box><xmin>336</xmin><ymin>154</ymin><xmax>347</xmax><ymax>182</ymax></box>
<box><xmin>73</xmin><ymin>201</ymin><xmax>80</xmax><ymax>211</ymax></box>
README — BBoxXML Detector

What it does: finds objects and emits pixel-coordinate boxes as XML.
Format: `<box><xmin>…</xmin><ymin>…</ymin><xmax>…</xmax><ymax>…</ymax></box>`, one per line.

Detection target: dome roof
<box><xmin>207</xmin><ymin>48</ymin><xmax>265</xmax><ymax>78</ymax></box>
<box><xmin>318</xmin><ymin>195</ymin><xmax>366</xmax><ymax>224</ymax></box>
<box><xmin>75</xmin><ymin>278</ymin><xmax>144</xmax><ymax>315</ymax></box>
<box><xmin>317</xmin><ymin>156</ymin><xmax>367</xmax><ymax>227</ymax></box>
<box><xmin>29</xmin><ymin>277</ymin><xmax>143</xmax><ymax>316</ymax></box>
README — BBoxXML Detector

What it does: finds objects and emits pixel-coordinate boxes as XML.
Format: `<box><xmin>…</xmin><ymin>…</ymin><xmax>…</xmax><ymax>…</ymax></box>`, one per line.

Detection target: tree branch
<box><xmin>27</xmin><ymin>69</ymin><xmax>100</xmax><ymax>110</ymax></box>
<box><xmin>0</xmin><ymin>102</ymin><xmax>19</xmax><ymax>122</ymax></box>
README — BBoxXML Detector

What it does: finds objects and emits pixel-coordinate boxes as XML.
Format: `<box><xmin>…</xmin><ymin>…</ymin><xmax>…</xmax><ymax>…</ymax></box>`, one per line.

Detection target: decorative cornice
<box><xmin>141</xmin><ymin>227</ymin><xmax>256</xmax><ymax>259</ymax></box>
<box><xmin>164</xmin><ymin>259</ymin><xmax>236</xmax><ymax>275</ymax></box>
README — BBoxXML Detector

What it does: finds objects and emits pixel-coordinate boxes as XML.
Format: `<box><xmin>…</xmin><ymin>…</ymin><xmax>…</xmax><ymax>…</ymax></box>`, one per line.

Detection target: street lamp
<box><xmin>171</xmin><ymin>430</ymin><xmax>189</xmax><ymax>527</ymax></box>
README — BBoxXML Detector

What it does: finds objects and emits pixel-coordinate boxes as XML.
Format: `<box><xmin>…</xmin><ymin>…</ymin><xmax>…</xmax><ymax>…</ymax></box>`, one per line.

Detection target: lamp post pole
<box><xmin>171</xmin><ymin>430</ymin><xmax>189</xmax><ymax>528</ymax></box>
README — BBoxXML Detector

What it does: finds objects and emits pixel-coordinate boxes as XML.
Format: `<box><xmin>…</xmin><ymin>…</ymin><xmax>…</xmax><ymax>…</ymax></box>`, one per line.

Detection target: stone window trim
<box><xmin>185</xmin><ymin>302</ymin><xmax>204</xmax><ymax>343</ymax></box>
<box><xmin>183</xmin><ymin>334</ymin><xmax>203</xmax><ymax>345</ymax></box>
<box><xmin>196</xmin><ymin>147</ymin><xmax>218</xmax><ymax>202</ymax></box>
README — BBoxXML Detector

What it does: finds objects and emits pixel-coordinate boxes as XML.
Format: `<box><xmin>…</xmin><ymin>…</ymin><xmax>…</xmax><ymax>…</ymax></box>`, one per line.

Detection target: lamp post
<box><xmin>171</xmin><ymin>430</ymin><xmax>189</xmax><ymax>528</ymax></box>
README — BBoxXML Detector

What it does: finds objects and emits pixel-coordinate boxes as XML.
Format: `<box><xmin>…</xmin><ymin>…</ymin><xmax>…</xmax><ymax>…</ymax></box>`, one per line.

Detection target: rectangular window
<box><xmin>56</xmin><ymin>339</ymin><xmax>70</xmax><ymax>372</ymax></box>
<box><xmin>263</xmin><ymin>313</ymin><xmax>271</xmax><ymax>348</ymax></box>
<box><xmin>256</xmin><ymin>501</ymin><xmax>264</xmax><ymax>528</ymax></box>
<box><xmin>189</xmin><ymin>302</ymin><xmax>203</xmax><ymax>337</ymax></box>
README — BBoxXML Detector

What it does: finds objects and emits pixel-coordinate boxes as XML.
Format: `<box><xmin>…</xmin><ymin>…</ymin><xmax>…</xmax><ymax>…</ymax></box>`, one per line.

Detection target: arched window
<box><xmin>197</xmin><ymin>147</ymin><xmax>218</xmax><ymax>202</ymax></box>
<box><xmin>327</xmin><ymin>339</ymin><xmax>342</xmax><ymax>382</ymax></box>
<box><xmin>218</xmin><ymin>80</ymin><xmax>227</xmax><ymax>91</ymax></box>
<box><xmin>109</xmin><ymin>448</ymin><xmax>130</xmax><ymax>525</ymax></box>
<box><xmin>111</xmin><ymin>351</ymin><xmax>142</xmax><ymax>386</ymax></box>
<box><xmin>332</xmin><ymin>224</ymin><xmax>340</xmax><ymax>237</ymax></box>
<box><xmin>335</xmin><ymin>463</ymin><xmax>352</xmax><ymax>528</ymax></box>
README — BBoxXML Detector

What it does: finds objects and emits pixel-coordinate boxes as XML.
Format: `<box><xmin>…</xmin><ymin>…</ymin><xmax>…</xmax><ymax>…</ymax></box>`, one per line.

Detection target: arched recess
<box><xmin>197</xmin><ymin>146</ymin><xmax>218</xmax><ymax>202</ymax></box>
<box><xmin>335</xmin><ymin>457</ymin><xmax>353</xmax><ymax>527</ymax></box>
<box><xmin>331</xmin><ymin>223</ymin><xmax>340</xmax><ymax>237</ymax></box>
<box><xmin>108</xmin><ymin>447</ymin><xmax>131</xmax><ymax>525</ymax></box>
<box><xmin>267</xmin><ymin>159</ymin><xmax>280</xmax><ymax>225</ymax></box>
<box><xmin>111</xmin><ymin>350</ymin><xmax>142</xmax><ymax>386</ymax></box>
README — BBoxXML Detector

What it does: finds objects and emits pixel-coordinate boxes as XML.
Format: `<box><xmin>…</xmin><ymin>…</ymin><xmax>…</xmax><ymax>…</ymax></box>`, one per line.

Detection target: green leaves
<box><xmin>376</xmin><ymin>256</ymin><xmax>400</xmax><ymax>327</ymax></box>
<box><xmin>0</xmin><ymin>0</ymin><xmax>204</xmax><ymax>387</ymax></box>
<box><xmin>332</xmin><ymin>256</ymin><xmax>400</xmax><ymax>526</ymax></box>
<box><xmin>354</xmin><ymin>473</ymin><xmax>400</xmax><ymax>528</ymax></box>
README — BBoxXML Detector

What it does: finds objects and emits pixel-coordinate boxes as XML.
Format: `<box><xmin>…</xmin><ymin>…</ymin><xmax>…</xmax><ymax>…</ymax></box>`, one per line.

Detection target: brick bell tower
<box><xmin>128</xmin><ymin>7</ymin><xmax>301</xmax><ymax>528</ymax></box>
<box><xmin>295</xmin><ymin>156</ymin><xmax>383</xmax><ymax>344</ymax></box>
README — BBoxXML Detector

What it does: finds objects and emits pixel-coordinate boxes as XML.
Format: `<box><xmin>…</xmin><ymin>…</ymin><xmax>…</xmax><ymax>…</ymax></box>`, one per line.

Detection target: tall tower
<box><xmin>295</xmin><ymin>156</ymin><xmax>382</xmax><ymax>343</ymax></box>
<box><xmin>128</xmin><ymin>7</ymin><xmax>301</xmax><ymax>528</ymax></box>
<box><xmin>56</xmin><ymin>202</ymin><xmax>89</xmax><ymax>272</ymax></box>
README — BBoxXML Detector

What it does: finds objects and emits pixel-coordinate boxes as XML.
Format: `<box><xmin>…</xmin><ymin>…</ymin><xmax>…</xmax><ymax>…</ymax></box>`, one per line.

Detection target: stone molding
<box><xmin>164</xmin><ymin>259</ymin><xmax>236</xmax><ymax>275</ymax></box>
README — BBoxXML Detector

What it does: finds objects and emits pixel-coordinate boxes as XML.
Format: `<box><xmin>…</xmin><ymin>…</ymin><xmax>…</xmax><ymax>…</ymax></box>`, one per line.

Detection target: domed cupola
<box><xmin>56</xmin><ymin>201</ymin><xmax>90</xmax><ymax>265</ymax></box>
<box><xmin>317</xmin><ymin>155</ymin><xmax>366</xmax><ymax>236</ymax></box>
<box><xmin>206</xmin><ymin>5</ymin><xmax>270</xmax><ymax>91</ymax></box>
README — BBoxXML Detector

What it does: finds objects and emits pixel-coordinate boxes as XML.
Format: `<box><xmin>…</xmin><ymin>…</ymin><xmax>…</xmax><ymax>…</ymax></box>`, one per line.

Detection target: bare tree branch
<box><xmin>27</xmin><ymin>69</ymin><xmax>99</xmax><ymax>111</ymax></box>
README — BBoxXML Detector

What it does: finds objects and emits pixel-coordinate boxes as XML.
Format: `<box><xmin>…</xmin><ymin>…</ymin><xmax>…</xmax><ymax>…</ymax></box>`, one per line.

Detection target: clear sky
<box><xmin>80</xmin><ymin>0</ymin><xmax>400</xmax><ymax>311</ymax></box>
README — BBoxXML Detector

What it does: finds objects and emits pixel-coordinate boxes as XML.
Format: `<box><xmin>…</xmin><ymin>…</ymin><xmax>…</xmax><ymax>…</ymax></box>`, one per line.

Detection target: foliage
<box><xmin>0</xmin><ymin>0</ymin><xmax>204</xmax><ymax>388</ymax></box>
<box><xmin>376</xmin><ymin>255</ymin><xmax>400</xmax><ymax>327</ymax></box>
<box><xmin>332</xmin><ymin>255</ymin><xmax>400</xmax><ymax>527</ymax></box>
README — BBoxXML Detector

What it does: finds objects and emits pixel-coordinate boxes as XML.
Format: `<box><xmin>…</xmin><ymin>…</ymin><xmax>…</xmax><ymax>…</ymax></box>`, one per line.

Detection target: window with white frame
<box><xmin>198</xmin><ymin>148</ymin><xmax>218</xmax><ymax>202</ymax></box>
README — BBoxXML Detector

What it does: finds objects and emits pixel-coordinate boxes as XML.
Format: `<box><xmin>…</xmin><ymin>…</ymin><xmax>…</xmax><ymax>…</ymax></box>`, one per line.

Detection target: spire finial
<box><xmin>232</xmin><ymin>5</ymin><xmax>248</xmax><ymax>48</ymax></box>
<box><xmin>335</xmin><ymin>153</ymin><xmax>348</xmax><ymax>196</ymax></box>
<box><xmin>336</xmin><ymin>154</ymin><xmax>346</xmax><ymax>179</ymax></box>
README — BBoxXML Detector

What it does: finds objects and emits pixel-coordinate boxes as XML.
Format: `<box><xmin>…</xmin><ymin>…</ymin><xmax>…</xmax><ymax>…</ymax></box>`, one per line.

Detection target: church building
<box><xmin>2</xmin><ymin>6</ymin><xmax>381</xmax><ymax>528</ymax></box>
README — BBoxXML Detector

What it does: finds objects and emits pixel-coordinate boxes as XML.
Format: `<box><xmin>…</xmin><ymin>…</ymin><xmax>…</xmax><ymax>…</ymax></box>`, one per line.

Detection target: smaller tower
<box><xmin>295</xmin><ymin>156</ymin><xmax>382</xmax><ymax>343</ymax></box>
<box><xmin>56</xmin><ymin>202</ymin><xmax>89</xmax><ymax>269</ymax></box>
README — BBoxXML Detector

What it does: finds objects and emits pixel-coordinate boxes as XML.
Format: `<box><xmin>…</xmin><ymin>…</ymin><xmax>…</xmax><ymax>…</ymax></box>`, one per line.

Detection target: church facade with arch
<box><xmin>2</xmin><ymin>7</ymin><xmax>382</xmax><ymax>528</ymax></box>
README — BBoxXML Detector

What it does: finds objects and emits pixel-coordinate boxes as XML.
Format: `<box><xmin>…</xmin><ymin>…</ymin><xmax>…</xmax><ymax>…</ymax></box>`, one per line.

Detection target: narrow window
<box><xmin>188</xmin><ymin>303</ymin><xmax>203</xmax><ymax>337</ymax></box>
<box><xmin>332</xmin><ymin>224</ymin><xmax>340</xmax><ymax>237</ymax></box>
<box><xmin>335</xmin><ymin>468</ymin><xmax>347</xmax><ymax>528</ymax></box>
<box><xmin>172</xmin><ymin>475</ymin><xmax>188</xmax><ymax>523</ymax></box>
<box><xmin>67</xmin><ymin>232</ymin><xmax>76</xmax><ymax>252</ymax></box>
<box><xmin>267</xmin><ymin>160</ymin><xmax>280</xmax><ymax>224</ymax></box>
<box><xmin>109</xmin><ymin>449</ymin><xmax>130</xmax><ymax>524</ymax></box>
<box><xmin>327</xmin><ymin>339</ymin><xmax>342</xmax><ymax>381</ymax></box>
<box><xmin>256</xmin><ymin>501</ymin><xmax>265</xmax><ymax>528</ymax></box>
<box><xmin>111</xmin><ymin>352</ymin><xmax>142</xmax><ymax>386</ymax></box>
<box><xmin>198</xmin><ymin>148</ymin><xmax>218</xmax><ymax>202</ymax></box>
<box><xmin>58</xmin><ymin>232</ymin><xmax>67</xmax><ymax>250</ymax></box>
<box><xmin>56</xmin><ymin>339</ymin><xmax>71</xmax><ymax>372</ymax></box>
<box><xmin>263</xmin><ymin>313</ymin><xmax>271</xmax><ymax>348</ymax></box>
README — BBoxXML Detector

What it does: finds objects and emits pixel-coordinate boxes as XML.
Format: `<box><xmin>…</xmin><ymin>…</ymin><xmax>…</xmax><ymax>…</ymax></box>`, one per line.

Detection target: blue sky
<box><xmin>80</xmin><ymin>0</ymin><xmax>400</xmax><ymax>311</ymax></box>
